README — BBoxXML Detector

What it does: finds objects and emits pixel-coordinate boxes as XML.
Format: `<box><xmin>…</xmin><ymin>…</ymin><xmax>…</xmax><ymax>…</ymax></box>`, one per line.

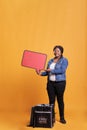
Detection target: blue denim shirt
<box><xmin>41</xmin><ymin>57</ymin><xmax>68</xmax><ymax>81</ymax></box>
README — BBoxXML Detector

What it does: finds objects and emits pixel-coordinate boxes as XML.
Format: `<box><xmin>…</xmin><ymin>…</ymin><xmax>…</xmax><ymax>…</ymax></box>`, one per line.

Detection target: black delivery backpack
<box><xmin>29</xmin><ymin>104</ymin><xmax>55</xmax><ymax>128</ymax></box>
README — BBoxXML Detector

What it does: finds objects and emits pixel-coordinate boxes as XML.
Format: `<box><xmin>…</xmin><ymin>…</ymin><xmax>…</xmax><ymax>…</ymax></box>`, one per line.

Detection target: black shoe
<box><xmin>60</xmin><ymin>119</ymin><xmax>66</xmax><ymax>124</ymax></box>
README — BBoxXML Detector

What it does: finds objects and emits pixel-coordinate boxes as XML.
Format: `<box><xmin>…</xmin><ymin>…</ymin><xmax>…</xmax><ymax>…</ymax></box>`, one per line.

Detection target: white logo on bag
<box><xmin>38</xmin><ymin>117</ymin><xmax>47</xmax><ymax>124</ymax></box>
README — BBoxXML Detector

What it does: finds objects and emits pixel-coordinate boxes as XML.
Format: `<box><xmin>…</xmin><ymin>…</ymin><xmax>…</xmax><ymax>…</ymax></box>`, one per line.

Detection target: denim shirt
<box><xmin>41</xmin><ymin>57</ymin><xmax>68</xmax><ymax>82</ymax></box>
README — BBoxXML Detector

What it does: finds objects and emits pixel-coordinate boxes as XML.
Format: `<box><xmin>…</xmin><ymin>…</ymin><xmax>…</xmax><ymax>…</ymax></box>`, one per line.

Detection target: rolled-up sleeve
<box><xmin>41</xmin><ymin>71</ymin><xmax>48</xmax><ymax>76</ymax></box>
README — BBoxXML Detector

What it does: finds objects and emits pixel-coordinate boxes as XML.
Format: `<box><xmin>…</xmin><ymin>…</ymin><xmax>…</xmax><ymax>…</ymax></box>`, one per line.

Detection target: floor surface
<box><xmin>0</xmin><ymin>109</ymin><xmax>87</xmax><ymax>130</ymax></box>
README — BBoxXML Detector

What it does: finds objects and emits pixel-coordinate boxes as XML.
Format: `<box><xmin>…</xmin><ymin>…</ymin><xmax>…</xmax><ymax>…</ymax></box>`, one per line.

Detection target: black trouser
<box><xmin>47</xmin><ymin>80</ymin><xmax>66</xmax><ymax>119</ymax></box>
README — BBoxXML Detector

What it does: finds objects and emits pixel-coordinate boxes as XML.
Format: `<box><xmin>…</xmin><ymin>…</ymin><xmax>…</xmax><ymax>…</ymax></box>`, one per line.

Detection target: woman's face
<box><xmin>53</xmin><ymin>48</ymin><xmax>62</xmax><ymax>58</ymax></box>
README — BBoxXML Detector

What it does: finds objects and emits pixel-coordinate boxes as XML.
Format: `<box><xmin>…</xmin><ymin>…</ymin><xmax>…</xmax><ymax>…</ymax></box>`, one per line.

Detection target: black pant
<box><xmin>47</xmin><ymin>80</ymin><xmax>66</xmax><ymax>119</ymax></box>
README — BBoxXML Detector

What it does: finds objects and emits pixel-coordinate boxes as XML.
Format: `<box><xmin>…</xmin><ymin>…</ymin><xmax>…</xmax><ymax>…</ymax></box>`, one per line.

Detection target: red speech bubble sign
<box><xmin>21</xmin><ymin>50</ymin><xmax>47</xmax><ymax>71</ymax></box>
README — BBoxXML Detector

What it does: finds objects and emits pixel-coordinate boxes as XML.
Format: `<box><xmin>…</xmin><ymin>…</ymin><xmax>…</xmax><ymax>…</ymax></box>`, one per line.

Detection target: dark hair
<box><xmin>53</xmin><ymin>45</ymin><xmax>64</xmax><ymax>54</ymax></box>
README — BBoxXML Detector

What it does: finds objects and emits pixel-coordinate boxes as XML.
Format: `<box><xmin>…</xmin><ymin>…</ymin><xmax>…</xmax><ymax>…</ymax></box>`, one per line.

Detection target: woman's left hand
<box><xmin>45</xmin><ymin>68</ymin><xmax>51</xmax><ymax>72</ymax></box>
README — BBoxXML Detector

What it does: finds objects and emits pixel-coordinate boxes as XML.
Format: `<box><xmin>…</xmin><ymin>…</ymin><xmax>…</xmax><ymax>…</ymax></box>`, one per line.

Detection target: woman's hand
<box><xmin>45</xmin><ymin>68</ymin><xmax>51</xmax><ymax>72</ymax></box>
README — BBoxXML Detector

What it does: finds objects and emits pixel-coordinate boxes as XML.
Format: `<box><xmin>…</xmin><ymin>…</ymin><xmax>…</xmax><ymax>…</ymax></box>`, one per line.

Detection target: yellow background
<box><xmin>0</xmin><ymin>0</ymin><xmax>87</xmax><ymax>129</ymax></box>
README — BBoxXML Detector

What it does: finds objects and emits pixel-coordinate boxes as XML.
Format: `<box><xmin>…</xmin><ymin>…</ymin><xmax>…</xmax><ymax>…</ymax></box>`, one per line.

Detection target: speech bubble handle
<box><xmin>35</xmin><ymin>69</ymin><xmax>40</xmax><ymax>75</ymax></box>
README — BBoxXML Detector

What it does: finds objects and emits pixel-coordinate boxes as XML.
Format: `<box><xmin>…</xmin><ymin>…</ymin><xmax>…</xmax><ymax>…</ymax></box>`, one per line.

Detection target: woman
<box><xmin>36</xmin><ymin>45</ymin><xmax>68</xmax><ymax>124</ymax></box>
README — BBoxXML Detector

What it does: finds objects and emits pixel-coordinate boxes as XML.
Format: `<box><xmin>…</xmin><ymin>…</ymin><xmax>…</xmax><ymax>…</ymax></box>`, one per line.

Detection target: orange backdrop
<box><xmin>0</xmin><ymin>0</ymin><xmax>86</xmax><ymax>120</ymax></box>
